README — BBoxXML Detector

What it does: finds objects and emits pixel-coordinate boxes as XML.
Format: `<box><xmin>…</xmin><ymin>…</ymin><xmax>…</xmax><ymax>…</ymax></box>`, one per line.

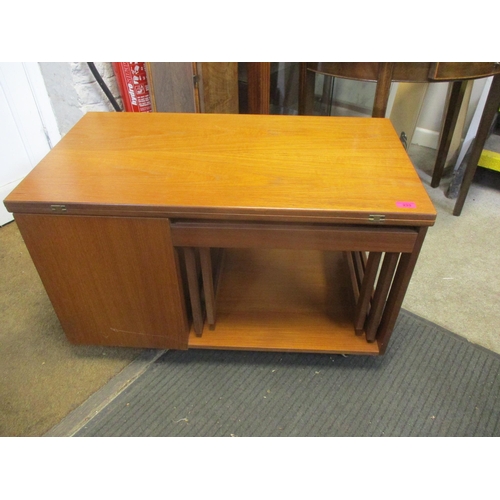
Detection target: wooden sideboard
<box><xmin>4</xmin><ymin>112</ymin><xmax>436</xmax><ymax>355</ymax></box>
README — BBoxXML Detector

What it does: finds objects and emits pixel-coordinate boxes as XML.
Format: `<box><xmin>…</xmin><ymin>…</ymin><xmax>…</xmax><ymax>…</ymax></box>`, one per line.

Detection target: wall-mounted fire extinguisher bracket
<box><xmin>112</xmin><ymin>63</ymin><xmax>152</xmax><ymax>113</ymax></box>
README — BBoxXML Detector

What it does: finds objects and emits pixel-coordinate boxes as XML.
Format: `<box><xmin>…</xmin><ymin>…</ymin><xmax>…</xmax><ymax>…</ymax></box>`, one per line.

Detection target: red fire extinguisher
<box><xmin>112</xmin><ymin>62</ymin><xmax>152</xmax><ymax>112</ymax></box>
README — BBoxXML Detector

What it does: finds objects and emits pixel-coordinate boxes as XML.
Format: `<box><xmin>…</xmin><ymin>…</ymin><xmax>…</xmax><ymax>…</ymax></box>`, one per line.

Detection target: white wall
<box><xmin>1</xmin><ymin>62</ymin><xmax>122</xmax><ymax>225</ymax></box>
<box><xmin>0</xmin><ymin>63</ymin><xmax>61</xmax><ymax>225</ymax></box>
<box><xmin>412</xmin><ymin>78</ymin><xmax>488</xmax><ymax>149</ymax></box>
<box><xmin>411</xmin><ymin>83</ymin><xmax>449</xmax><ymax>149</ymax></box>
<box><xmin>39</xmin><ymin>62</ymin><xmax>122</xmax><ymax>136</ymax></box>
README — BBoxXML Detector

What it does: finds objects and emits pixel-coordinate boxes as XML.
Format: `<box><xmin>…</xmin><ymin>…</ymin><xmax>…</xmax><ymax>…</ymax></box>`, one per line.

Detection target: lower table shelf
<box><xmin>187</xmin><ymin>248</ymin><xmax>380</xmax><ymax>355</ymax></box>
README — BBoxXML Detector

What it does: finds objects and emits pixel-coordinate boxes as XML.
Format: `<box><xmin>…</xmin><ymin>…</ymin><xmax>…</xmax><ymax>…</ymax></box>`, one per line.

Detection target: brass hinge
<box><xmin>193</xmin><ymin>74</ymin><xmax>200</xmax><ymax>87</ymax></box>
<box><xmin>50</xmin><ymin>204</ymin><xmax>67</xmax><ymax>213</ymax></box>
<box><xmin>369</xmin><ymin>214</ymin><xmax>385</xmax><ymax>222</ymax></box>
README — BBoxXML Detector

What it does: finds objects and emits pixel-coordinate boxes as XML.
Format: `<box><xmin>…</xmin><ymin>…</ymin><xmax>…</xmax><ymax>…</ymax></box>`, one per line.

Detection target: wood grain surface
<box><xmin>196</xmin><ymin>62</ymin><xmax>238</xmax><ymax>113</ymax></box>
<box><xmin>4</xmin><ymin>112</ymin><xmax>436</xmax><ymax>226</ymax></box>
<box><xmin>146</xmin><ymin>63</ymin><xmax>196</xmax><ymax>113</ymax></box>
<box><xmin>14</xmin><ymin>214</ymin><xmax>189</xmax><ymax>349</ymax></box>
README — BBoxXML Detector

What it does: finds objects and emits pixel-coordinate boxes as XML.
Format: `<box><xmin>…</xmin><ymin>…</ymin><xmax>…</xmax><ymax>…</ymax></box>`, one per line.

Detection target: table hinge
<box><xmin>50</xmin><ymin>204</ymin><xmax>67</xmax><ymax>213</ymax></box>
<box><xmin>369</xmin><ymin>214</ymin><xmax>385</xmax><ymax>222</ymax></box>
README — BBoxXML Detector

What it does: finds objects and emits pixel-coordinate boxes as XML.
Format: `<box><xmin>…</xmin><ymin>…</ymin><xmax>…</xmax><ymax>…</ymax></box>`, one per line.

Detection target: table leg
<box><xmin>200</xmin><ymin>247</ymin><xmax>216</xmax><ymax>330</ymax></box>
<box><xmin>431</xmin><ymin>80</ymin><xmax>468</xmax><ymax>188</ymax></box>
<box><xmin>183</xmin><ymin>247</ymin><xmax>204</xmax><ymax>337</ymax></box>
<box><xmin>354</xmin><ymin>251</ymin><xmax>366</xmax><ymax>280</ymax></box>
<box><xmin>376</xmin><ymin>227</ymin><xmax>428</xmax><ymax>353</ymax></box>
<box><xmin>247</xmin><ymin>63</ymin><xmax>271</xmax><ymax>114</ymax></box>
<box><xmin>372</xmin><ymin>63</ymin><xmax>394</xmax><ymax>118</ymax></box>
<box><xmin>453</xmin><ymin>74</ymin><xmax>500</xmax><ymax>216</ymax></box>
<box><xmin>354</xmin><ymin>252</ymin><xmax>383</xmax><ymax>335</ymax></box>
<box><xmin>298</xmin><ymin>63</ymin><xmax>316</xmax><ymax>115</ymax></box>
<box><xmin>365</xmin><ymin>252</ymin><xmax>400</xmax><ymax>342</ymax></box>
<box><xmin>345</xmin><ymin>252</ymin><xmax>360</xmax><ymax>301</ymax></box>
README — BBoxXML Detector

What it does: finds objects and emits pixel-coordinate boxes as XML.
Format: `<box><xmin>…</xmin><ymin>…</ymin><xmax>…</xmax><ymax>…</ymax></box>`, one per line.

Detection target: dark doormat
<box><xmin>74</xmin><ymin>311</ymin><xmax>500</xmax><ymax>437</ymax></box>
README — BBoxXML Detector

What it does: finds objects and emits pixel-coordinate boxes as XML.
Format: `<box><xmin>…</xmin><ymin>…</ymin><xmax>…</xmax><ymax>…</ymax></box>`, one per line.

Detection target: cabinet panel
<box><xmin>197</xmin><ymin>62</ymin><xmax>238</xmax><ymax>113</ymax></box>
<box><xmin>147</xmin><ymin>62</ymin><xmax>196</xmax><ymax>113</ymax></box>
<box><xmin>146</xmin><ymin>62</ymin><xmax>238</xmax><ymax>113</ymax></box>
<box><xmin>15</xmin><ymin>214</ymin><xmax>189</xmax><ymax>349</ymax></box>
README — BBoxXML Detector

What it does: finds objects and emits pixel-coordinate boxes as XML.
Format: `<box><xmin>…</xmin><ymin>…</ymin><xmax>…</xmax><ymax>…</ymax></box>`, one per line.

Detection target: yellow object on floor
<box><xmin>478</xmin><ymin>149</ymin><xmax>500</xmax><ymax>173</ymax></box>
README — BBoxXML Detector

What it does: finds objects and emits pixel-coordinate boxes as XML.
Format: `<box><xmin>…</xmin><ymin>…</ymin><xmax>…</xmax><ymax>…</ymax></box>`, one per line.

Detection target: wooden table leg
<box><xmin>199</xmin><ymin>247</ymin><xmax>216</xmax><ymax>330</ymax></box>
<box><xmin>453</xmin><ymin>74</ymin><xmax>500</xmax><ymax>216</ymax></box>
<box><xmin>431</xmin><ymin>80</ymin><xmax>468</xmax><ymax>188</ymax></box>
<box><xmin>376</xmin><ymin>227</ymin><xmax>428</xmax><ymax>353</ymax></box>
<box><xmin>345</xmin><ymin>252</ymin><xmax>360</xmax><ymax>301</ymax></box>
<box><xmin>354</xmin><ymin>252</ymin><xmax>383</xmax><ymax>335</ymax></box>
<box><xmin>247</xmin><ymin>63</ymin><xmax>271</xmax><ymax>114</ymax></box>
<box><xmin>298</xmin><ymin>63</ymin><xmax>317</xmax><ymax>116</ymax></box>
<box><xmin>372</xmin><ymin>63</ymin><xmax>395</xmax><ymax>118</ymax></box>
<box><xmin>183</xmin><ymin>247</ymin><xmax>203</xmax><ymax>337</ymax></box>
<box><xmin>365</xmin><ymin>252</ymin><xmax>400</xmax><ymax>342</ymax></box>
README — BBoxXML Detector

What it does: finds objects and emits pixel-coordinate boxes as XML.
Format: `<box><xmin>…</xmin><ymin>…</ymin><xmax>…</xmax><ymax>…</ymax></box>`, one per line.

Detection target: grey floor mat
<box><xmin>75</xmin><ymin>311</ymin><xmax>500</xmax><ymax>437</ymax></box>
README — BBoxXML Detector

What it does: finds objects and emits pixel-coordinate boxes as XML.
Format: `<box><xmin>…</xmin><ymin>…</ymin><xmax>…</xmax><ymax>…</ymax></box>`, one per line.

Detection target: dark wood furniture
<box><xmin>146</xmin><ymin>62</ymin><xmax>239</xmax><ymax>114</ymax></box>
<box><xmin>452</xmin><ymin>74</ymin><xmax>500</xmax><ymax>215</ymax></box>
<box><xmin>4</xmin><ymin>112</ymin><xmax>436</xmax><ymax>355</ymax></box>
<box><xmin>297</xmin><ymin>63</ymin><xmax>500</xmax><ymax>216</ymax></box>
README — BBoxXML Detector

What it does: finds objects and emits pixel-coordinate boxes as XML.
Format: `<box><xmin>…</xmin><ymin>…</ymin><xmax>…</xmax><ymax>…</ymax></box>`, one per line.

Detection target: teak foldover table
<box><xmin>4</xmin><ymin>112</ymin><xmax>436</xmax><ymax>355</ymax></box>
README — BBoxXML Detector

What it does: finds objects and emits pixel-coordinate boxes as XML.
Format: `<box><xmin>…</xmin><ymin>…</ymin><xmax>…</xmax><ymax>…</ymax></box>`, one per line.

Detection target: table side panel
<box><xmin>14</xmin><ymin>214</ymin><xmax>189</xmax><ymax>349</ymax></box>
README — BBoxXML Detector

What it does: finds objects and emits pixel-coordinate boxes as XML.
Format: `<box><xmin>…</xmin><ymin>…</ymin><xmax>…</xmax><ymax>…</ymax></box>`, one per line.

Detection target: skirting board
<box><xmin>412</xmin><ymin>127</ymin><xmax>440</xmax><ymax>150</ymax></box>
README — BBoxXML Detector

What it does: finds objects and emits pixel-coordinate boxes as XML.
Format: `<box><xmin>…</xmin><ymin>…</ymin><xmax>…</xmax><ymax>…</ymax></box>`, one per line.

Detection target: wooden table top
<box><xmin>5</xmin><ymin>112</ymin><xmax>436</xmax><ymax>226</ymax></box>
